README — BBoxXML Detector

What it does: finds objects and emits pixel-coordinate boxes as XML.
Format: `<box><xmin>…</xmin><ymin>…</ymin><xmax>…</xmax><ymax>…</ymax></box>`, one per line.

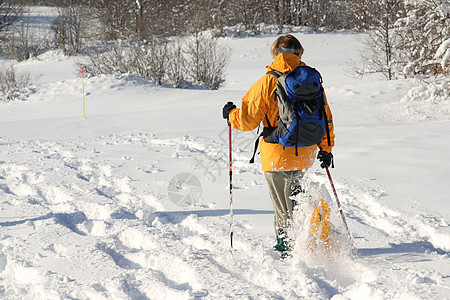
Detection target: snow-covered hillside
<box><xmin>1</xmin><ymin>32</ymin><xmax>449</xmax><ymax>299</ymax></box>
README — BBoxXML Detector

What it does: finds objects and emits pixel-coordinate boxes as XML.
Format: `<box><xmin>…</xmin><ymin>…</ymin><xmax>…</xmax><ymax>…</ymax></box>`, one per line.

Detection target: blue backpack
<box><xmin>250</xmin><ymin>66</ymin><xmax>331</xmax><ymax>163</ymax></box>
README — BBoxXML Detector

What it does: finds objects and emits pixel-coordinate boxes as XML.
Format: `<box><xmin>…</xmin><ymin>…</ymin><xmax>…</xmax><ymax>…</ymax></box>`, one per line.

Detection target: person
<box><xmin>222</xmin><ymin>34</ymin><xmax>335</xmax><ymax>252</ymax></box>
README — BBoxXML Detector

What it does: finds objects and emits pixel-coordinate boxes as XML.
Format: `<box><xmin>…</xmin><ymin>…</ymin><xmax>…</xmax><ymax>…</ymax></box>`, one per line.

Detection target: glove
<box><xmin>317</xmin><ymin>150</ymin><xmax>334</xmax><ymax>169</ymax></box>
<box><xmin>222</xmin><ymin>101</ymin><xmax>236</xmax><ymax>119</ymax></box>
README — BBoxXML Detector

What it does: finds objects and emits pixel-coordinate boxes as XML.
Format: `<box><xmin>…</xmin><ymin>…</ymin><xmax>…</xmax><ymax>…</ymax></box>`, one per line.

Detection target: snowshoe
<box><xmin>307</xmin><ymin>198</ymin><xmax>332</xmax><ymax>252</ymax></box>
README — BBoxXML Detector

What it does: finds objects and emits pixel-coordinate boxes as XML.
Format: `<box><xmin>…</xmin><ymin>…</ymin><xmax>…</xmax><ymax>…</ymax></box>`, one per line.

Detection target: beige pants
<box><xmin>264</xmin><ymin>170</ymin><xmax>306</xmax><ymax>232</ymax></box>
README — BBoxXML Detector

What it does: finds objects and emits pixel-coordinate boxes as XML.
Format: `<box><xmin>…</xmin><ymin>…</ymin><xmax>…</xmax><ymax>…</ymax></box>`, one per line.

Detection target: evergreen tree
<box><xmin>396</xmin><ymin>0</ymin><xmax>450</xmax><ymax>76</ymax></box>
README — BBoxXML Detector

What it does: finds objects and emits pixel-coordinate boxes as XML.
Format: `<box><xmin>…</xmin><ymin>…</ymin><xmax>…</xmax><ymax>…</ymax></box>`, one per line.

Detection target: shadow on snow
<box><xmin>150</xmin><ymin>209</ymin><xmax>273</xmax><ymax>224</ymax></box>
<box><xmin>0</xmin><ymin>211</ymin><xmax>87</xmax><ymax>236</ymax></box>
<box><xmin>357</xmin><ymin>241</ymin><xmax>449</xmax><ymax>257</ymax></box>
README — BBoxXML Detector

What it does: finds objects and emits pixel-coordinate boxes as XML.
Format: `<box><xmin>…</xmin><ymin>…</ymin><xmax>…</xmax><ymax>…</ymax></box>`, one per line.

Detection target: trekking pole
<box><xmin>228</xmin><ymin>120</ymin><xmax>234</xmax><ymax>249</ymax></box>
<box><xmin>326</xmin><ymin>167</ymin><xmax>354</xmax><ymax>247</ymax></box>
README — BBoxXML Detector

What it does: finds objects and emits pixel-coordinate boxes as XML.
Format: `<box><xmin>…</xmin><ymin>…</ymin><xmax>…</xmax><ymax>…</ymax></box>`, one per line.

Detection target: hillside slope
<box><xmin>1</xmin><ymin>32</ymin><xmax>449</xmax><ymax>299</ymax></box>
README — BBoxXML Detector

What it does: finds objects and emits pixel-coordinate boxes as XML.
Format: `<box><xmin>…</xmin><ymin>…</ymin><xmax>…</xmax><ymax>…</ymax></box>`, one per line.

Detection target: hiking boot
<box><xmin>273</xmin><ymin>236</ymin><xmax>290</xmax><ymax>252</ymax></box>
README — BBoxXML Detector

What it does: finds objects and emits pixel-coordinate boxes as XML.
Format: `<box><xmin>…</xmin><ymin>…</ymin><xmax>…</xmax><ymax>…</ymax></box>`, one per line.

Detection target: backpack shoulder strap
<box><xmin>249</xmin><ymin>71</ymin><xmax>281</xmax><ymax>164</ymax></box>
<box><xmin>266</xmin><ymin>69</ymin><xmax>283</xmax><ymax>78</ymax></box>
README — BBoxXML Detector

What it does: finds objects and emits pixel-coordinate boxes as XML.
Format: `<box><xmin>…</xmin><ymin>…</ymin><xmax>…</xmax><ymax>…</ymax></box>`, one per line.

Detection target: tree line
<box><xmin>0</xmin><ymin>0</ymin><xmax>449</xmax><ymax>86</ymax></box>
<box><xmin>1</xmin><ymin>0</ymin><xmax>418</xmax><ymax>39</ymax></box>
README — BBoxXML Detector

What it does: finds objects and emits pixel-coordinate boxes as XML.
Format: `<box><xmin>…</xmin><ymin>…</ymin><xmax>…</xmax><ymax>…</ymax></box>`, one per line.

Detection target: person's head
<box><xmin>270</xmin><ymin>35</ymin><xmax>304</xmax><ymax>59</ymax></box>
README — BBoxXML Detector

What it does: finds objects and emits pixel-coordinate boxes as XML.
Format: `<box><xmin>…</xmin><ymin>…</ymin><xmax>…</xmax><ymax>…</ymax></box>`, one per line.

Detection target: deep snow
<box><xmin>1</xmin><ymin>29</ymin><xmax>450</xmax><ymax>299</ymax></box>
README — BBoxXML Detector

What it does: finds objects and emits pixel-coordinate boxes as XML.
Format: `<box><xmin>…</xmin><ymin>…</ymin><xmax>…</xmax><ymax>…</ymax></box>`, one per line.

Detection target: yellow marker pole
<box><xmin>82</xmin><ymin>67</ymin><xmax>86</xmax><ymax>119</ymax></box>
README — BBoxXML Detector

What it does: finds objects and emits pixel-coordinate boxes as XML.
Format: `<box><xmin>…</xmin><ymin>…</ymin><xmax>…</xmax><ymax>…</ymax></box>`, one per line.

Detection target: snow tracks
<box><xmin>0</xmin><ymin>133</ymin><xmax>449</xmax><ymax>299</ymax></box>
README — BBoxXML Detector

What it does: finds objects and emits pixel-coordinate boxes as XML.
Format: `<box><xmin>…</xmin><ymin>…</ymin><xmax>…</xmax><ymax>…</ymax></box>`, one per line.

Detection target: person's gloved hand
<box><xmin>222</xmin><ymin>102</ymin><xmax>236</xmax><ymax>119</ymax></box>
<box><xmin>317</xmin><ymin>150</ymin><xmax>334</xmax><ymax>169</ymax></box>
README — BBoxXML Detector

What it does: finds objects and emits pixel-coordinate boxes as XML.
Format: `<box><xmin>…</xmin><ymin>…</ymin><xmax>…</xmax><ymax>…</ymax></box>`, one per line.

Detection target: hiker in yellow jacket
<box><xmin>222</xmin><ymin>34</ymin><xmax>335</xmax><ymax>252</ymax></box>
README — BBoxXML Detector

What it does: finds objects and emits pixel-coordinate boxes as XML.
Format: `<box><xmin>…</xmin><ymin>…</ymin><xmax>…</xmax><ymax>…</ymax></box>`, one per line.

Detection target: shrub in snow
<box><xmin>396</xmin><ymin>75</ymin><xmax>450</xmax><ymax>121</ymax></box>
<box><xmin>402</xmin><ymin>75</ymin><xmax>449</xmax><ymax>104</ymax></box>
<box><xmin>401</xmin><ymin>75</ymin><xmax>450</xmax><ymax>120</ymax></box>
<box><xmin>145</xmin><ymin>41</ymin><xmax>169</xmax><ymax>86</ymax></box>
<box><xmin>165</xmin><ymin>39</ymin><xmax>189</xmax><ymax>88</ymax></box>
<box><xmin>81</xmin><ymin>41</ymin><xmax>132</xmax><ymax>76</ymax></box>
<box><xmin>0</xmin><ymin>63</ymin><xmax>34</xmax><ymax>102</ymax></box>
<box><xmin>82</xmin><ymin>34</ymin><xmax>230</xmax><ymax>90</ymax></box>
<box><xmin>186</xmin><ymin>33</ymin><xmax>230</xmax><ymax>90</ymax></box>
<box><xmin>81</xmin><ymin>39</ymin><xmax>169</xmax><ymax>86</ymax></box>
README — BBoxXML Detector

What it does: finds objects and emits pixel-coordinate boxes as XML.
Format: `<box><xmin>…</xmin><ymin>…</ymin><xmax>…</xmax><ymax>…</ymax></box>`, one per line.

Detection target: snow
<box><xmin>435</xmin><ymin>37</ymin><xmax>450</xmax><ymax>69</ymax></box>
<box><xmin>1</xmin><ymin>31</ymin><xmax>450</xmax><ymax>299</ymax></box>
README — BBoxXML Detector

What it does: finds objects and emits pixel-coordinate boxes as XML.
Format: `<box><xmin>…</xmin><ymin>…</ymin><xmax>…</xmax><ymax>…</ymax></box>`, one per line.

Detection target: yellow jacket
<box><xmin>229</xmin><ymin>52</ymin><xmax>335</xmax><ymax>171</ymax></box>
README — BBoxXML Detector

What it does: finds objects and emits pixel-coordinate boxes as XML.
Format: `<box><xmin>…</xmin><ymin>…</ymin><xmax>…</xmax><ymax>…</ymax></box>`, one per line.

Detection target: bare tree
<box><xmin>225</xmin><ymin>0</ymin><xmax>266</xmax><ymax>31</ymax></box>
<box><xmin>52</xmin><ymin>2</ymin><xmax>89</xmax><ymax>55</ymax></box>
<box><xmin>87</xmin><ymin>0</ymin><xmax>135</xmax><ymax>40</ymax></box>
<box><xmin>1</xmin><ymin>8</ymin><xmax>52</xmax><ymax>61</ymax></box>
<box><xmin>0</xmin><ymin>0</ymin><xmax>20</xmax><ymax>34</ymax></box>
<box><xmin>347</xmin><ymin>0</ymin><xmax>383</xmax><ymax>30</ymax></box>
<box><xmin>350</xmin><ymin>0</ymin><xmax>405</xmax><ymax>80</ymax></box>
